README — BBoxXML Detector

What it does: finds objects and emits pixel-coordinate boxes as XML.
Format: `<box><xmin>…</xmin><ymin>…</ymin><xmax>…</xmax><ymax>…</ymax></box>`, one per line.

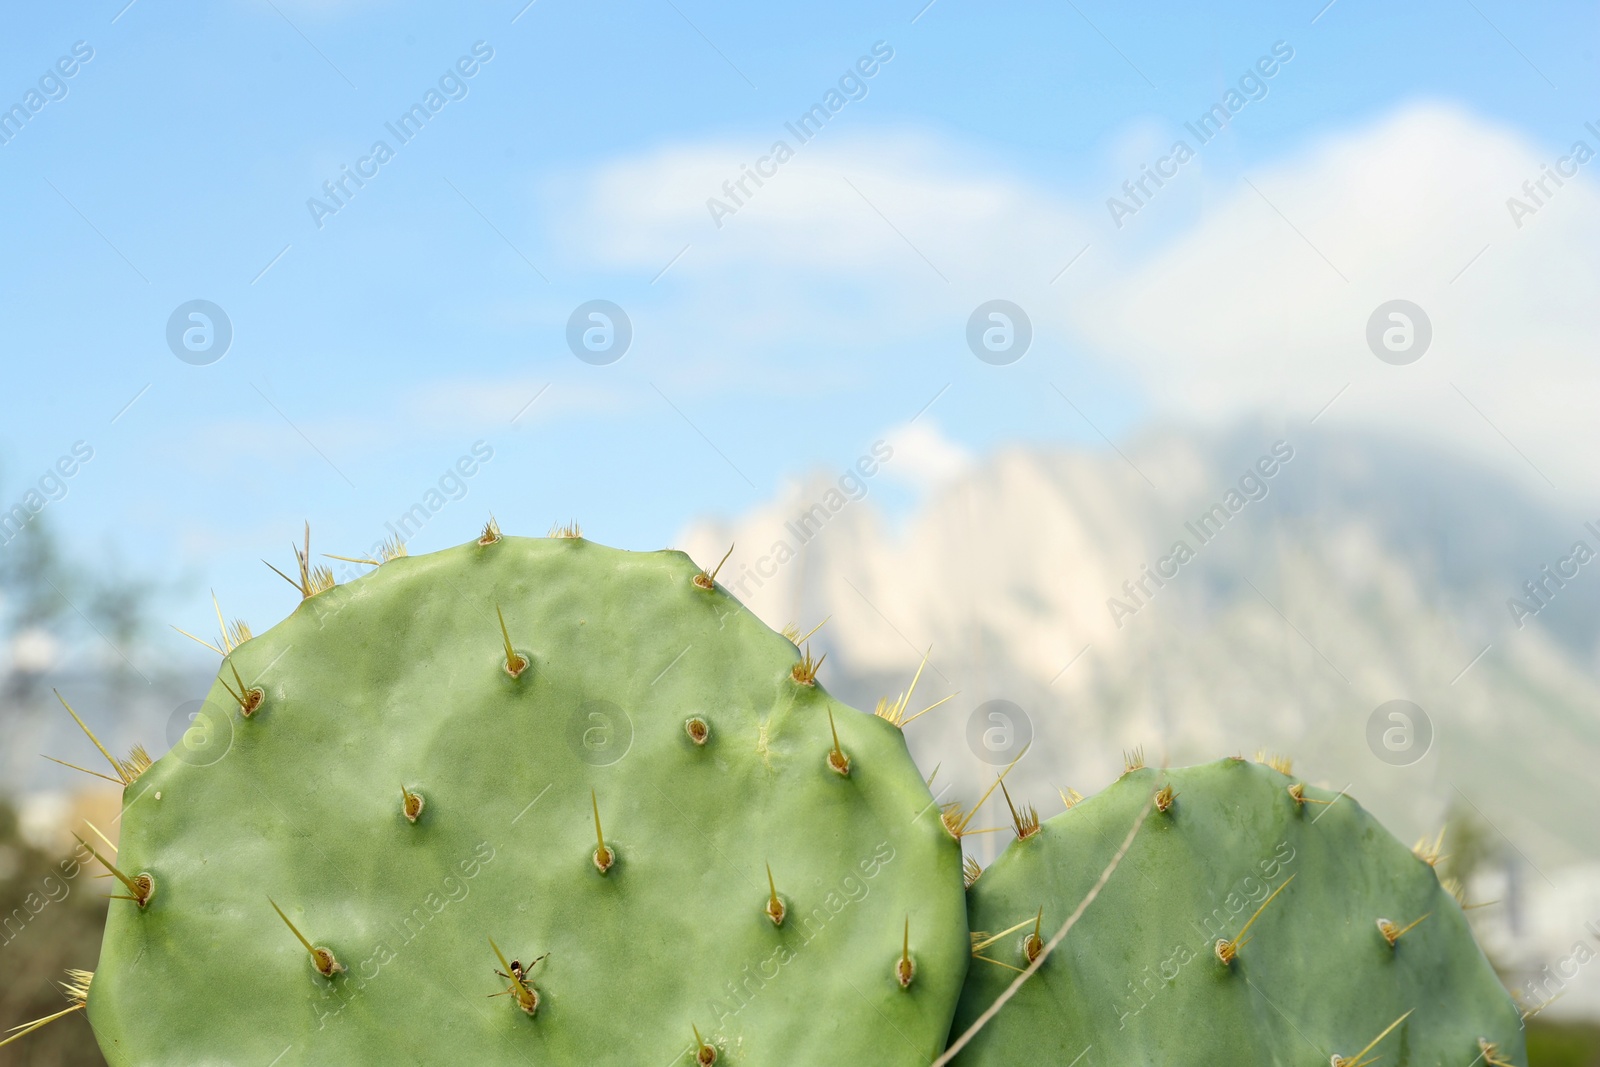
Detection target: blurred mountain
<box><xmin>679</xmin><ymin>422</ymin><xmax>1600</xmax><ymax>873</ymax></box>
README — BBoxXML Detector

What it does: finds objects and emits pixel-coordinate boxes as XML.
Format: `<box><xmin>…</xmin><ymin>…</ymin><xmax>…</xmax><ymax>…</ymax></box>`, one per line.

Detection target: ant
<box><xmin>495</xmin><ymin>954</ymin><xmax>547</xmax><ymax>987</ymax></box>
<box><xmin>488</xmin><ymin>939</ymin><xmax>548</xmax><ymax>1016</ymax></box>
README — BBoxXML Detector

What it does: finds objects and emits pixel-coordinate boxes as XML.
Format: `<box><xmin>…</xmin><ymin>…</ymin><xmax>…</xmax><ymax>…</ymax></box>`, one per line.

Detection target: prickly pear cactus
<box><xmin>950</xmin><ymin>759</ymin><xmax>1526</xmax><ymax>1066</ymax></box>
<box><xmin>85</xmin><ymin>534</ymin><xmax>969</xmax><ymax>1065</ymax></box>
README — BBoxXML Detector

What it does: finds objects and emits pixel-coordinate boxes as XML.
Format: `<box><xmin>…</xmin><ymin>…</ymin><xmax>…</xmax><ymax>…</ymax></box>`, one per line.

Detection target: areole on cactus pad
<box><xmin>10</xmin><ymin>525</ymin><xmax>1528</xmax><ymax>1066</ymax></box>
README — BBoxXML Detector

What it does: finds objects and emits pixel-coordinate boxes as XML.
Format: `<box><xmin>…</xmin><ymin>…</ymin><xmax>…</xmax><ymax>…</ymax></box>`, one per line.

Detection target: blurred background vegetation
<box><xmin>0</xmin><ymin>497</ymin><xmax>161</xmax><ymax>1066</ymax></box>
<box><xmin>0</xmin><ymin>801</ymin><xmax>105</xmax><ymax>1067</ymax></box>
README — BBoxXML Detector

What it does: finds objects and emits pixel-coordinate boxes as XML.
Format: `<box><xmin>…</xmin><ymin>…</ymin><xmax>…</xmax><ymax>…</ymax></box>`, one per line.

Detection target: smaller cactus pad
<box><xmin>951</xmin><ymin>759</ymin><xmax>1525</xmax><ymax>1066</ymax></box>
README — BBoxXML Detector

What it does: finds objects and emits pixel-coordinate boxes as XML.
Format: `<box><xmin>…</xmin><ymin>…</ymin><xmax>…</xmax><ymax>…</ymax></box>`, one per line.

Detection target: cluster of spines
<box><xmin>325</xmin><ymin>536</ymin><xmax>407</xmax><ymax>570</ymax></box>
<box><xmin>968</xmin><ymin>908</ymin><xmax>1046</xmax><ymax>975</ymax></box>
<box><xmin>44</xmin><ymin>690</ymin><xmax>150</xmax><ymax>787</ymax></box>
<box><xmin>172</xmin><ymin>591</ymin><xmax>254</xmax><ymax>655</ymax></box>
<box><xmin>264</xmin><ymin>523</ymin><xmax>336</xmax><ymax>599</ymax></box>
<box><xmin>73</xmin><ymin>824</ymin><xmax>155</xmax><ymax>910</ymax></box>
<box><xmin>941</xmin><ymin>749</ymin><xmax>1030</xmax><ymax>845</ymax></box>
<box><xmin>872</xmin><ymin>649</ymin><xmax>955</xmax><ymax>729</ymax></box>
<box><xmin>0</xmin><ymin>970</ymin><xmax>93</xmax><ymax>1050</ymax></box>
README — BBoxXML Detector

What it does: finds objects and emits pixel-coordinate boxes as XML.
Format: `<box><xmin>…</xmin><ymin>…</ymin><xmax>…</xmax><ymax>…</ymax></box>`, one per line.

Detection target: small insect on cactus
<box><xmin>488</xmin><ymin>938</ymin><xmax>544</xmax><ymax>1016</ymax></box>
<box><xmin>21</xmin><ymin>527</ymin><xmax>970</xmax><ymax>1066</ymax></box>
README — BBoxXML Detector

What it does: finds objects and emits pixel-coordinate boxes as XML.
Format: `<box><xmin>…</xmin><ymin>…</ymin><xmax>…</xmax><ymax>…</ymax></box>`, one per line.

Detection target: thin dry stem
<box><xmin>933</xmin><ymin>792</ymin><xmax>1155</xmax><ymax>1067</ymax></box>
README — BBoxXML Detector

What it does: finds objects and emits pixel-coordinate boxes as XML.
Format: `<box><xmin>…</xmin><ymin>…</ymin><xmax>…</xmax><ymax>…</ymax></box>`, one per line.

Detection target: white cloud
<box><xmin>880</xmin><ymin>419</ymin><xmax>972</xmax><ymax>487</ymax></box>
<box><xmin>547</xmin><ymin>131</ymin><xmax>1095</xmax><ymax>349</ymax></box>
<box><xmin>554</xmin><ymin>132</ymin><xmax>1089</xmax><ymax>280</ymax></box>
<box><xmin>555</xmin><ymin>103</ymin><xmax>1600</xmax><ymax>497</ymax></box>
<box><xmin>1076</xmin><ymin>101</ymin><xmax>1600</xmax><ymax>497</ymax></box>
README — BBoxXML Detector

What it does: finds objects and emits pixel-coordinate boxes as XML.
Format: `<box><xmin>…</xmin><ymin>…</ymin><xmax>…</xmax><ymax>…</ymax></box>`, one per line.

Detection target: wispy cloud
<box><xmin>554</xmin><ymin>104</ymin><xmax>1600</xmax><ymax>495</ymax></box>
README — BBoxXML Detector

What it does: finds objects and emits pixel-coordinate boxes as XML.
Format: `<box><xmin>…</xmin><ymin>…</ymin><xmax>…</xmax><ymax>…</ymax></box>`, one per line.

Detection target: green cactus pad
<box><xmin>87</xmin><ymin>535</ymin><xmax>968</xmax><ymax>1065</ymax></box>
<box><xmin>951</xmin><ymin>759</ymin><xmax>1525</xmax><ymax>1066</ymax></box>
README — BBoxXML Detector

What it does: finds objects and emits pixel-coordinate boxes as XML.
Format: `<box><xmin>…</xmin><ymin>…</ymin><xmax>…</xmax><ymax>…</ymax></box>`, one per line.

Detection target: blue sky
<box><xmin>0</xmin><ymin>0</ymin><xmax>1595</xmax><ymax>664</ymax></box>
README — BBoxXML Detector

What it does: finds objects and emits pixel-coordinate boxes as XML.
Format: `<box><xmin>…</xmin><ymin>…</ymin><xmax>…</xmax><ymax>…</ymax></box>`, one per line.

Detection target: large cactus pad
<box><xmin>87</xmin><ymin>535</ymin><xmax>969</xmax><ymax>1065</ymax></box>
<box><xmin>951</xmin><ymin>759</ymin><xmax>1525</xmax><ymax>1066</ymax></box>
